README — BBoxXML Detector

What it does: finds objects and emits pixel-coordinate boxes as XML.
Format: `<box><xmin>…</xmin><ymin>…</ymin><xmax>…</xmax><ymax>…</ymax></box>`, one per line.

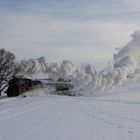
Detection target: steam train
<box><xmin>6</xmin><ymin>76</ymin><xmax>42</xmax><ymax>97</ymax></box>
<box><xmin>6</xmin><ymin>76</ymin><xmax>74</xmax><ymax>97</ymax></box>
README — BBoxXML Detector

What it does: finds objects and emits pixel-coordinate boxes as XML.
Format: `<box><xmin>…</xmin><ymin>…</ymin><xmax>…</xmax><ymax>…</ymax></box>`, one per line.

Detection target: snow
<box><xmin>2</xmin><ymin>28</ymin><xmax>140</xmax><ymax>140</ymax></box>
<box><xmin>0</xmin><ymin>86</ymin><xmax>140</xmax><ymax>140</ymax></box>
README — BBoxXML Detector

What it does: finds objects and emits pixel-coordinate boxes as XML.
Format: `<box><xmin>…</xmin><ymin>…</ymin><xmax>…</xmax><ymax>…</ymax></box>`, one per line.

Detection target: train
<box><xmin>6</xmin><ymin>76</ymin><xmax>42</xmax><ymax>97</ymax></box>
<box><xmin>6</xmin><ymin>76</ymin><xmax>74</xmax><ymax>97</ymax></box>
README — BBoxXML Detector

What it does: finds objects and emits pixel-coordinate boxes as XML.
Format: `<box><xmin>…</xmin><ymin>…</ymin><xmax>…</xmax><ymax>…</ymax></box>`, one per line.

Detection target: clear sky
<box><xmin>0</xmin><ymin>0</ymin><xmax>140</xmax><ymax>69</ymax></box>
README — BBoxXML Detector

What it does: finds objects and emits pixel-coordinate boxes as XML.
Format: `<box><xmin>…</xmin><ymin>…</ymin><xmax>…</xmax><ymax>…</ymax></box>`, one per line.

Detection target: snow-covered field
<box><xmin>1</xmin><ymin>30</ymin><xmax>140</xmax><ymax>140</ymax></box>
<box><xmin>0</xmin><ymin>85</ymin><xmax>140</xmax><ymax>140</ymax></box>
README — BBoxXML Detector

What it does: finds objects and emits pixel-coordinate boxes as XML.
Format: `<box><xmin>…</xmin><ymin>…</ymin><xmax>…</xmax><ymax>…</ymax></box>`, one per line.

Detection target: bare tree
<box><xmin>0</xmin><ymin>49</ymin><xmax>15</xmax><ymax>95</ymax></box>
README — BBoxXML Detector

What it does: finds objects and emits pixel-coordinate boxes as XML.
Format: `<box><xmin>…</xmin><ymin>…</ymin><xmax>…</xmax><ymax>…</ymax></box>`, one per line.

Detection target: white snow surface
<box><xmin>2</xmin><ymin>30</ymin><xmax>140</xmax><ymax>140</ymax></box>
<box><xmin>1</xmin><ymin>85</ymin><xmax>140</xmax><ymax>140</ymax></box>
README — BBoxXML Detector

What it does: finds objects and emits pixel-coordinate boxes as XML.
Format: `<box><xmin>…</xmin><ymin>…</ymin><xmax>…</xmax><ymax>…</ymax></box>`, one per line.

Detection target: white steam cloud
<box><xmin>16</xmin><ymin>30</ymin><xmax>140</xmax><ymax>96</ymax></box>
<box><xmin>84</xmin><ymin>30</ymin><xmax>140</xmax><ymax>94</ymax></box>
<box><xmin>48</xmin><ymin>30</ymin><xmax>140</xmax><ymax>95</ymax></box>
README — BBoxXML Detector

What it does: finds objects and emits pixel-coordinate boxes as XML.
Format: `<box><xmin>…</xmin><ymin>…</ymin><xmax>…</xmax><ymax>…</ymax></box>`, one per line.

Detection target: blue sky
<box><xmin>0</xmin><ymin>0</ymin><xmax>140</xmax><ymax>69</ymax></box>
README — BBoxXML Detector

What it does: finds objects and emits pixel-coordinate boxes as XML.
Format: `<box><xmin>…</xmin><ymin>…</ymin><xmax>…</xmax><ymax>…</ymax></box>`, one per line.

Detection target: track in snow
<box><xmin>0</xmin><ymin>96</ymin><xmax>140</xmax><ymax>140</ymax></box>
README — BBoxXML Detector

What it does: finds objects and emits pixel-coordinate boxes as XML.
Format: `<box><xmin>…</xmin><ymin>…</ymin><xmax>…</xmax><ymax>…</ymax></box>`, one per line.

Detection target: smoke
<box><xmin>48</xmin><ymin>60</ymin><xmax>93</xmax><ymax>91</ymax></box>
<box><xmin>113</xmin><ymin>30</ymin><xmax>140</xmax><ymax>79</ymax></box>
<box><xmin>83</xmin><ymin>29</ymin><xmax>140</xmax><ymax>94</ymax></box>
<box><xmin>15</xmin><ymin>30</ymin><xmax>140</xmax><ymax>96</ymax></box>
<box><xmin>15</xmin><ymin>58</ymin><xmax>42</xmax><ymax>76</ymax></box>
<box><xmin>48</xmin><ymin>30</ymin><xmax>140</xmax><ymax>95</ymax></box>
<box><xmin>15</xmin><ymin>56</ymin><xmax>59</xmax><ymax>78</ymax></box>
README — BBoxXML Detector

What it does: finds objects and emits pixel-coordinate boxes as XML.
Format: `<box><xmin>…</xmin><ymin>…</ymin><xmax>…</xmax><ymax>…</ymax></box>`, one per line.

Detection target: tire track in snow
<box><xmin>72</xmin><ymin>100</ymin><xmax>136</xmax><ymax>139</ymax></box>
<box><xmin>88</xmin><ymin>103</ymin><xmax>140</xmax><ymax>124</ymax></box>
<box><xmin>0</xmin><ymin>98</ymin><xmax>63</xmax><ymax>121</ymax></box>
<box><xmin>0</xmin><ymin>97</ymin><xmax>44</xmax><ymax>114</ymax></box>
<box><xmin>72</xmin><ymin>102</ymin><xmax>131</xmax><ymax>140</ymax></box>
<box><xmin>75</xmin><ymin>98</ymin><xmax>140</xmax><ymax>124</ymax></box>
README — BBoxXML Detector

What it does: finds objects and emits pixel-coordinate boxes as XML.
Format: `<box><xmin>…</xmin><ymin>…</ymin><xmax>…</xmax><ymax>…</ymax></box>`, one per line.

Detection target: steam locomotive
<box><xmin>6</xmin><ymin>76</ymin><xmax>42</xmax><ymax>97</ymax></box>
<box><xmin>6</xmin><ymin>76</ymin><xmax>74</xmax><ymax>97</ymax></box>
